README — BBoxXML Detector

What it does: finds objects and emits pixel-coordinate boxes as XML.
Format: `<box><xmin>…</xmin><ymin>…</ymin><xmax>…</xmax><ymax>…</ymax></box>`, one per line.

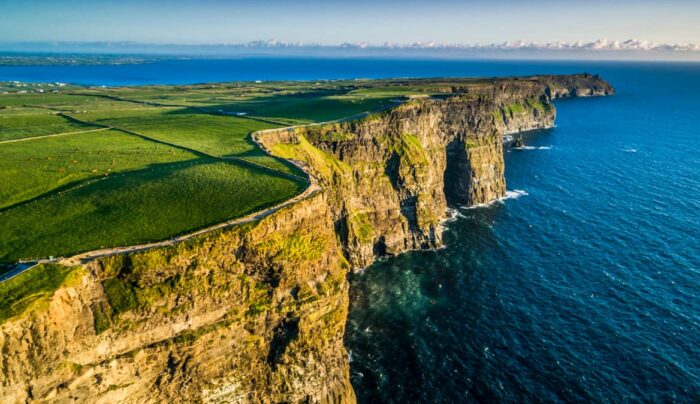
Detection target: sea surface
<box><xmin>345</xmin><ymin>63</ymin><xmax>700</xmax><ymax>402</ymax></box>
<box><xmin>2</xmin><ymin>59</ymin><xmax>699</xmax><ymax>401</ymax></box>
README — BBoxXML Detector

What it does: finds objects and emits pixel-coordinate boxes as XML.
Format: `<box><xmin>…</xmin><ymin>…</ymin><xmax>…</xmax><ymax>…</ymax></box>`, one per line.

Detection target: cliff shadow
<box><xmin>443</xmin><ymin>138</ymin><xmax>471</xmax><ymax>207</ymax></box>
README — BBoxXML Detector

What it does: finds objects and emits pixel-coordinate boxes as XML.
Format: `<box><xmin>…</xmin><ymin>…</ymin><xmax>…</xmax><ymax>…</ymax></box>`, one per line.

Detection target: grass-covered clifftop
<box><xmin>0</xmin><ymin>81</ymin><xmax>395</xmax><ymax>264</ymax></box>
<box><xmin>0</xmin><ymin>193</ymin><xmax>355</xmax><ymax>402</ymax></box>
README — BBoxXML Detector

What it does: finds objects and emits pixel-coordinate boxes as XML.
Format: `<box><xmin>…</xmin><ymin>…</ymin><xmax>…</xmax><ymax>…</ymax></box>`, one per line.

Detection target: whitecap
<box><xmin>622</xmin><ymin>148</ymin><xmax>637</xmax><ymax>153</ymax></box>
<box><xmin>513</xmin><ymin>145</ymin><xmax>552</xmax><ymax>150</ymax></box>
<box><xmin>461</xmin><ymin>189</ymin><xmax>529</xmax><ymax>209</ymax></box>
<box><xmin>503</xmin><ymin>189</ymin><xmax>529</xmax><ymax>200</ymax></box>
<box><xmin>442</xmin><ymin>207</ymin><xmax>467</xmax><ymax>223</ymax></box>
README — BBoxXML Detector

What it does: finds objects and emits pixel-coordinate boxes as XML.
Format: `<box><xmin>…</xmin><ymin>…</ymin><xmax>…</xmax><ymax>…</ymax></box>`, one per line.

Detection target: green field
<box><xmin>0</xmin><ymin>78</ymin><xmax>467</xmax><ymax>265</ymax></box>
<box><xmin>0</xmin><ymin>129</ymin><xmax>195</xmax><ymax>209</ymax></box>
<box><xmin>0</xmin><ymin>160</ymin><xmax>304</xmax><ymax>262</ymax></box>
<box><xmin>81</xmin><ymin>109</ymin><xmax>269</xmax><ymax>155</ymax></box>
<box><xmin>0</xmin><ymin>113</ymin><xmax>96</xmax><ymax>141</ymax></box>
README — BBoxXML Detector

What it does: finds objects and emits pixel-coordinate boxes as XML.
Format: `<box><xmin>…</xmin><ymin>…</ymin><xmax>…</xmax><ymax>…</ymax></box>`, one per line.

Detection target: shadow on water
<box><xmin>346</xmin><ymin>204</ymin><xmax>507</xmax><ymax>403</ymax></box>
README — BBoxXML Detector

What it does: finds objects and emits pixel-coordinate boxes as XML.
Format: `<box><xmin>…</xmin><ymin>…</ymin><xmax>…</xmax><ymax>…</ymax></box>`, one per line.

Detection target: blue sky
<box><xmin>0</xmin><ymin>0</ymin><xmax>698</xmax><ymax>45</ymax></box>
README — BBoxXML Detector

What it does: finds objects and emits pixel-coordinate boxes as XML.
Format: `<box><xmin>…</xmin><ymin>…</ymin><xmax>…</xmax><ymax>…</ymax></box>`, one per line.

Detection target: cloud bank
<box><xmin>2</xmin><ymin>39</ymin><xmax>700</xmax><ymax>61</ymax></box>
<box><xmin>252</xmin><ymin>38</ymin><xmax>700</xmax><ymax>52</ymax></box>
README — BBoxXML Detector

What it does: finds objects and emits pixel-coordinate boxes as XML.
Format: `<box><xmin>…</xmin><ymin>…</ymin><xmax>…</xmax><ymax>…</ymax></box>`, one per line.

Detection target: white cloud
<box><xmin>241</xmin><ymin>38</ymin><xmax>700</xmax><ymax>52</ymax></box>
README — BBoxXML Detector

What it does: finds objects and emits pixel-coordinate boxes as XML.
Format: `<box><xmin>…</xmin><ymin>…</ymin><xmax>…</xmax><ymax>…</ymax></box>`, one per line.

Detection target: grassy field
<box><xmin>0</xmin><ymin>129</ymin><xmax>196</xmax><ymax>209</ymax></box>
<box><xmin>80</xmin><ymin>109</ymin><xmax>272</xmax><ymax>156</ymax></box>
<box><xmin>0</xmin><ymin>113</ymin><xmax>97</xmax><ymax>141</ymax></box>
<box><xmin>0</xmin><ymin>77</ymin><xmax>469</xmax><ymax>265</ymax></box>
<box><xmin>0</xmin><ymin>160</ymin><xmax>304</xmax><ymax>262</ymax></box>
<box><xmin>201</xmin><ymin>93</ymin><xmax>397</xmax><ymax>123</ymax></box>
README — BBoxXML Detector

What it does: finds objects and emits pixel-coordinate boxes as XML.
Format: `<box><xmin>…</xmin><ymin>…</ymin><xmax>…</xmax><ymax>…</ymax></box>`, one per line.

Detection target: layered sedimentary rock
<box><xmin>0</xmin><ymin>74</ymin><xmax>612</xmax><ymax>403</ymax></box>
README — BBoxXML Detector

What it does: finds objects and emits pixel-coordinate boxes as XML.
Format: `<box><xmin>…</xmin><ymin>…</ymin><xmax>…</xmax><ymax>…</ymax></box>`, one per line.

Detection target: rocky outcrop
<box><xmin>0</xmin><ymin>74</ymin><xmax>612</xmax><ymax>403</ymax></box>
<box><xmin>541</xmin><ymin>73</ymin><xmax>614</xmax><ymax>99</ymax></box>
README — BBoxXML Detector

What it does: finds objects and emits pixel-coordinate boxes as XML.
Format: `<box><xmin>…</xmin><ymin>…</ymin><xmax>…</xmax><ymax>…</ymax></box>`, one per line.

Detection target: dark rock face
<box><xmin>513</xmin><ymin>135</ymin><xmax>524</xmax><ymax>148</ymax></box>
<box><xmin>0</xmin><ymin>74</ymin><xmax>612</xmax><ymax>403</ymax></box>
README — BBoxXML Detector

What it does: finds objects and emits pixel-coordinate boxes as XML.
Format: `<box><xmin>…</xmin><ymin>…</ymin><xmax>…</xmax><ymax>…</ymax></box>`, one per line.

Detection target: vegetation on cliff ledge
<box><xmin>0</xmin><ymin>264</ymin><xmax>78</xmax><ymax>322</ymax></box>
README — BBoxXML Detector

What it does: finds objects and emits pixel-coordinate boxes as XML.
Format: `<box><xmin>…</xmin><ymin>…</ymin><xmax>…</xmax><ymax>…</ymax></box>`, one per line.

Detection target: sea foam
<box><xmin>462</xmin><ymin>189</ymin><xmax>529</xmax><ymax>210</ymax></box>
<box><xmin>512</xmin><ymin>146</ymin><xmax>553</xmax><ymax>150</ymax></box>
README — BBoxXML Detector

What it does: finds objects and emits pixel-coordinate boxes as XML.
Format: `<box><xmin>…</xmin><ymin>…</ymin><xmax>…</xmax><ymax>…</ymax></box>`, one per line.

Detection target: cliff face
<box><xmin>0</xmin><ymin>193</ymin><xmax>354</xmax><ymax>403</ymax></box>
<box><xmin>0</xmin><ymin>74</ymin><xmax>612</xmax><ymax>403</ymax></box>
<box><xmin>259</xmin><ymin>74</ymin><xmax>612</xmax><ymax>269</ymax></box>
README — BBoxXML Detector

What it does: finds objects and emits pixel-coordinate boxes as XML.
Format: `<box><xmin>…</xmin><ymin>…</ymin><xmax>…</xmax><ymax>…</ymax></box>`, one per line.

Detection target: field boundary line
<box><xmin>0</xmin><ymin>127</ymin><xmax>110</xmax><ymax>145</ymax></box>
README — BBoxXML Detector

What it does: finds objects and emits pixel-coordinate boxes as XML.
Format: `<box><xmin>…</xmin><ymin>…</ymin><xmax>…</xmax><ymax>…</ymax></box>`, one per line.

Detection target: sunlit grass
<box><xmin>0</xmin><ymin>160</ymin><xmax>305</xmax><ymax>263</ymax></box>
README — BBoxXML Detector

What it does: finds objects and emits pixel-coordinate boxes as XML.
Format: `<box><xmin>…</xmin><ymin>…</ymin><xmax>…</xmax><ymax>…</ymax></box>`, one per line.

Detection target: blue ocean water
<box><xmin>346</xmin><ymin>63</ymin><xmax>700</xmax><ymax>402</ymax></box>
<box><xmin>3</xmin><ymin>59</ymin><xmax>699</xmax><ymax>401</ymax></box>
<box><xmin>0</xmin><ymin>57</ymin><xmax>686</xmax><ymax>86</ymax></box>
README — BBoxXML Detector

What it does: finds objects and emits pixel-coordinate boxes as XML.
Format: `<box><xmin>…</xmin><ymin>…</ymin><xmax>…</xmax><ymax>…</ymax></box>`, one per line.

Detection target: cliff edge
<box><xmin>0</xmin><ymin>74</ymin><xmax>612</xmax><ymax>403</ymax></box>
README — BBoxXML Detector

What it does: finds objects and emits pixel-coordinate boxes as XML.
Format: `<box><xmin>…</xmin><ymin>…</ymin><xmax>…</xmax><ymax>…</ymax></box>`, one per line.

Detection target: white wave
<box><xmin>621</xmin><ymin>148</ymin><xmax>637</xmax><ymax>153</ymax></box>
<box><xmin>503</xmin><ymin>189</ymin><xmax>529</xmax><ymax>200</ymax></box>
<box><xmin>442</xmin><ymin>207</ymin><xmax>467</xmax><ymax>223</ymax></box>
<box><xmin>462</xmin><ymin>189</ymin><xmax>529</xmax><ymax>209</ymax></box>
<box><xmin>513</xmin><ymin>145</ymin><xmax>552</xmax><ymax>150</ymax></box>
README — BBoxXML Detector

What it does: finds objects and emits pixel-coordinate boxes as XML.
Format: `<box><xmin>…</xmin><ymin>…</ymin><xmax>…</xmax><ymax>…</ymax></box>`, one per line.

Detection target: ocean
<box><xmin>345</xmin><ymin>62</ymin><xmax>700</xmax><ymax>402</ymax></box>
<box><xmin>2</xmin><ymin>59</ymin><xmax>699</xmax><ymax>401</ymax></box>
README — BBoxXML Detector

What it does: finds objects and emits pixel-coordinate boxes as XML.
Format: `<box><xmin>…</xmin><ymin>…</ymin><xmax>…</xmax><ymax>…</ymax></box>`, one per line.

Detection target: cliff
<box><xmin>258</xmin><ymin>73</ymin><xmax>612</xmax><ymax>269</ymax></box>
<box><xmin>0</xmin><ymin>74</ymin><xmax>612</xmax><ymax>403</ymax></box>
<box><xmin>0</xmin><ymin>194</ymin><xmax>354</xmax><ymax>403</ymax></box>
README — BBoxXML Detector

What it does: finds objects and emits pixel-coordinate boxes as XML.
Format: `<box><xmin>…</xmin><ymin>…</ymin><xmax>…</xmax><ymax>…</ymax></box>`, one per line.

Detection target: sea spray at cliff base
<box><xmin>457</xmin><ymin>190</ymin><xmax>529</xmax><ymax>211</ymax></box>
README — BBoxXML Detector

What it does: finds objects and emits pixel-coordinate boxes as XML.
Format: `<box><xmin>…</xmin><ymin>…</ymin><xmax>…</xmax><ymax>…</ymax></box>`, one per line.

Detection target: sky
<box><xmin>0</xmin><ymin>0</ymin><xmax>698</xmax><ymax>46</ymax></box>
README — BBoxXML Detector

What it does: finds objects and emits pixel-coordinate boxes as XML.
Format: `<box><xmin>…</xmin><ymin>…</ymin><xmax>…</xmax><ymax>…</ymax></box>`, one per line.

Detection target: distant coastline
<box><xmin>0</xmin><ymin>53</ymin><xmax>171</xmax><ymax>66</ymax></box>
<box><xmin>0</xmin><ymin>58</ymin><xmax>691</xmax><ymax>88</ymax></box>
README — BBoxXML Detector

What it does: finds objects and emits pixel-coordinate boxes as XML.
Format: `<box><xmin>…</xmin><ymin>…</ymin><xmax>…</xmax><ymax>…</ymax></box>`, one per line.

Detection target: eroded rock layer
<box><xmin>0</xmin><ymin>74</ymin><xmax>612</xmax><ymax>403</ymax></box>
